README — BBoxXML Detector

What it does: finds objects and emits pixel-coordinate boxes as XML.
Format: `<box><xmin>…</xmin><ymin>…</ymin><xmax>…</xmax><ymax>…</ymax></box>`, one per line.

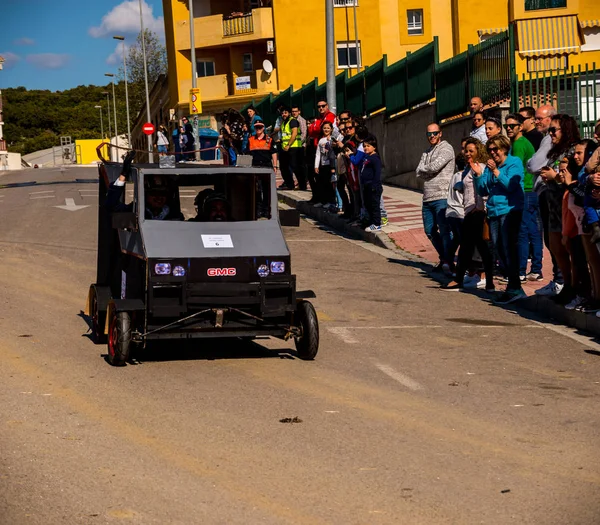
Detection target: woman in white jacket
<box><xmin>313</xmin><ymin>122</ymin><xmax>337</xmax><ymax>209</ymax></box>
<box><xmin>443</xmin><ymin>137</ymin><xmax>495</xmax><ymax>292</ymax></box>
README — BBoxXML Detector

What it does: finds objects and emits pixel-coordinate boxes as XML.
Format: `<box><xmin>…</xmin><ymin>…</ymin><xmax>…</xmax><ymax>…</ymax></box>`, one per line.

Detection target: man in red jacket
<box><xmin>306</xmin><ymin>99</ymin><xmax>336</xmax><ymax>203</ymax></box>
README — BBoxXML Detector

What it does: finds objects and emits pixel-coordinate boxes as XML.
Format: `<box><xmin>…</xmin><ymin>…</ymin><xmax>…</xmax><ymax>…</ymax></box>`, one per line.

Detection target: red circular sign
<box><xmin>142</xmin><ymin>122</ymin><xmax>155</xmax><ymax>135</ymax></box>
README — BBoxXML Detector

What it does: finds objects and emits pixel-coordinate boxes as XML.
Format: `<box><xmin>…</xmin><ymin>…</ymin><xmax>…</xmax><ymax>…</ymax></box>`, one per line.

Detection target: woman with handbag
<box><xmin>443</xmin><ymin>138</ymin><xmax>495</xmax><ymax>292</ymax></box>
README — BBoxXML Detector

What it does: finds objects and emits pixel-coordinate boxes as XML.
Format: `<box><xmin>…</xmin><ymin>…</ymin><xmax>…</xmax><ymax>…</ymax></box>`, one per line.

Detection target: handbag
<box><xmin>482</xmin><ymin>216</ymin><xmax>491</xmax><ymax>241</ymax></box>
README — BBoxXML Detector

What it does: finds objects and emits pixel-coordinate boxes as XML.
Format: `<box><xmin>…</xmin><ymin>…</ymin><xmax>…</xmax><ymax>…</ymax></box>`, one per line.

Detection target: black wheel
<box><xmin>90</xmin><ymin>286</ymin><xmax>107</xmax><ymax>344</ymax></box>
<box><xmin>107</xmin><ymin>311</ymin><xmax>131</xmax><ymax>366</ymax></box>
<box><xmin>294</xmin><ymin>301</ymin><xmax>319</xmax><ymax>360</ymax></box>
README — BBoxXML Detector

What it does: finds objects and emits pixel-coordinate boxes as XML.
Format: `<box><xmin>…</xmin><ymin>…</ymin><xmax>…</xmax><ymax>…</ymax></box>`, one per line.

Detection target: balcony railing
<box><xmin>525</xmin><ymin>0</ymin><xmax>567</xmax><ymax>10</ymax></box>
<box><xmin>223</xmin><ymin>14</ymin><xmax>254</xmax><ymax>37</ymax></box>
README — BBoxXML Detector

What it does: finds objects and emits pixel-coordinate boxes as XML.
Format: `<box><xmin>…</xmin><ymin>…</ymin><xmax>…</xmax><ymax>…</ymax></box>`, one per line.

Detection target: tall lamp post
<box><xmin>325</xmin><ymin>0</ymin><xmax>336</xmax><ymax>114</ymax></box>
<box><xmin>189</xmin><ymin>0</ymin><xmax>200</xmax><ymax>161</ymax></box>
<box><xmin>104</xmin><ymin>73</ymin><xmax>118</xmax><ymax>144</ymax></box>
<box><xmin>138</xmin><ymin>0</ymin><xmax>153</xmax><ymax>163</ymax></box>
<box><xmin>94</xmin><ymin>105</ymin><xmax>104</xmax><ymax>138</ymax></box>
<box><xmin>102</xmin><ymin>91</ymin><xmax>112</xmax><ymax>140</ymax></box>
<box><xmin>113</xmin><ymin>35</ymin><xmax>131</xmax><ymax>148</ymax></box>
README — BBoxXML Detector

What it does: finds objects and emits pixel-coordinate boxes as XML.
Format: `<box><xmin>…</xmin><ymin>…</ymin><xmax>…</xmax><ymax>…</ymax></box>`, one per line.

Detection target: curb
<box><xmin>279</xmin><ymin>188</ymin><xmax>600</xmax><ymax>339</ymax></box>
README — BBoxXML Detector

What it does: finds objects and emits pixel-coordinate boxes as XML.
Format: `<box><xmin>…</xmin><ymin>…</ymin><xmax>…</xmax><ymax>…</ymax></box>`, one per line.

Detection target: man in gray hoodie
<box><xmin>416</xmin><ymin>123</ymin><xmax>456</xmax><ymax>272</ymax></box>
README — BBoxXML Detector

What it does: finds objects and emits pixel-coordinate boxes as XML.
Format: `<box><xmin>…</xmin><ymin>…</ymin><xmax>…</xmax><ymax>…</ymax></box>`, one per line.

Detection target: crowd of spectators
<box><xmin>240</xmin><ymin>99</ymin><xmax>388</xmax><ymax>232</ymax></box>
<box><xmin>419</xmin><ymin>96</ymin><xmax>600</xmax><ymax>309</ymax></box>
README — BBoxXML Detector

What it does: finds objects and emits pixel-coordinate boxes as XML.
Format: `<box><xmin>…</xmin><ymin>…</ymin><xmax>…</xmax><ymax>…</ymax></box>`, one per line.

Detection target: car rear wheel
<box><xmin>90</xmin><ymin>286</ymin><xmax>107</xmax><ymax>344</ymax></box>
<box><xmin>294</xmin><ymin>301</ymin><xmax>319</xmax><ymax>360</ymax></box>
<box><xmin>108</xmin><ymin>311</ymin><xmax>131</xmax><ymax>366</ymax></box>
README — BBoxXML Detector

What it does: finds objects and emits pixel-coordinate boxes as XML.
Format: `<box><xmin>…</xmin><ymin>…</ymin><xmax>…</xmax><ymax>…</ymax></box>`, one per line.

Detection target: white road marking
<box><xmin>30</xmin><ymin>190</ymin><xmax>54</xmax><ymax>195</ymax></box>
<box><xmin>327</xmin><ymin>327</ymin><xmax>359</xmax><ymax>344</ymax></box>
<box><xmin>375</xmin><ymin>363</ymin><xmax>424</xmax><ymax>391</ymax></box>
<box><xmin>53</xmin><ymin>198</ymin><xmax>90</xmax><ymax>211</ymax></box>
<box><xmin>30</xmin><ymin>195</ymin><xmax>56</xmax><ymax>200</ymax></box>
<box><xmin>327</xmin><ymin>325</ymin><xmax>541</xmax><ymax>330</ymax></box>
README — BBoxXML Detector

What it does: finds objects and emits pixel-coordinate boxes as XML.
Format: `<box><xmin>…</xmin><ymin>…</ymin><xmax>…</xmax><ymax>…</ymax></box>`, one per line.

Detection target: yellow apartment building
<box><xmin>161</xmin><ymin>0</ymin><xmax>599</xmax><ymax>122</ymax></box>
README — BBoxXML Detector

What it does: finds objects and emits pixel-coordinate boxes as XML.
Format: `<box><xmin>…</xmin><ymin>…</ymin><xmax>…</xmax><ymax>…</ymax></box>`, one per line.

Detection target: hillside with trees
<box><xmin>3</xmin><ymin>30</ymin><xmax>166</xmax><ymax>156</ymax></box>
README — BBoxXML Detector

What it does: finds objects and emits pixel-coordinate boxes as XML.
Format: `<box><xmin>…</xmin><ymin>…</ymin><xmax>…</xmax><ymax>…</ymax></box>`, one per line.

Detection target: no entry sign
<box><xmin>142</xmin><ymin>122</ymin><xmax>155</xmax><ymax>135</ymax></box>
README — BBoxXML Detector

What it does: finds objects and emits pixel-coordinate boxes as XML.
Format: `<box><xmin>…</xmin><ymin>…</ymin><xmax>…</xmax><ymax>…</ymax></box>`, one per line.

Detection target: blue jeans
<box><xmin>157</xmin><ymin>145</ymin><xmax>167</xmax><ymax>154</ymax></box>
<box><xmin>446</xmin><ymin>216</ymin><xmax>463</xmax><ymax>262</ymax></box>
<box><xmin>422</xmin><ymin>199</ymin><xmax>452</xmax><ymax>263</ymax></box>
<box><xmin>489</xmin><ymin>210</ymin><xmax>523</xmax><ymax>292</ymax></box>
<box><xmin>518</xmin><ymin>192</ymin><xmax>543</xmax><ymax>275</ymax></box>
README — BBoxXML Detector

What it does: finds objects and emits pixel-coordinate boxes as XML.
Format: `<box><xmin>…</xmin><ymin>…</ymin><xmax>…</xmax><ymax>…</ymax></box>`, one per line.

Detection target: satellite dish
<box><xmin>263</xmin><ymin>59</ymin><xmax>273</xmax><ymax>74</ymax></box>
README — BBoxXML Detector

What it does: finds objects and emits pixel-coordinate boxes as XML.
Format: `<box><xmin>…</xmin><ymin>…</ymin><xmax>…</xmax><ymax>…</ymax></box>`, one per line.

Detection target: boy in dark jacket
<box><xmin>359</xmin><ymin>135</ymin><xmax>383</xmax><ymax>231</ymax></box>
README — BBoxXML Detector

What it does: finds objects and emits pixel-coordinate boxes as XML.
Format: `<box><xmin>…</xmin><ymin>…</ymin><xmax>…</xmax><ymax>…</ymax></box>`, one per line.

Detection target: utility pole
<box><xmin>102</xmin><ymin>91</ymin><xmax>112</xmax><ymax>141</ymax></box>
<box><xmin>95</xmin><ymin>105</ymin><xmax>104</xmax><ymax>138</ymax></box>
<box><xmin>114</xmin><ymin>35</ymin><xmax>132</xmax><ymax>149</ymax></box>
<box><xmin>189</xmin><ymin>0</ymin><xmax>200</xmax><ymax>161</ymax></box>
<box><xmin>105</xmin><ymin>73</ymin><xmax>118</xmax><ymax>161</ymax></box>
<box><xmin>353</xmin><ymin>0</ymin><xmax>361</xmax><ymax>74</ymax></box>
<box><xmin>138</xmin><ymin>0</ymin><xmax>154</xmax><ymax>163</ymax></box>
<box><xmin>325</xmin><ymin>0</ymin><xmax>336</xmax><ymax>114</ymax></box>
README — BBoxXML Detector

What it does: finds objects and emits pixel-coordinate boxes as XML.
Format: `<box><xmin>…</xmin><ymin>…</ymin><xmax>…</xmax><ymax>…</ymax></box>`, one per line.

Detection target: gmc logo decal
<box><xmin>207</xmin><ymin>267</ymin><xmax>237</xmax><ymax>277</ymax></box>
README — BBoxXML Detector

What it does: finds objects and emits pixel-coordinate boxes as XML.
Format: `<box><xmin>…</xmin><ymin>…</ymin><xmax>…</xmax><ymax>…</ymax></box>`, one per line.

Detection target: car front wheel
<box><xmin>107</xmin><ymin>311</ymin><xmax>131</xmax><ymax>366</ymax></box>
<box><xmin>294</xmin><ymin>301</ymin><xmax>319</xmax><ymax>360</ymax></box>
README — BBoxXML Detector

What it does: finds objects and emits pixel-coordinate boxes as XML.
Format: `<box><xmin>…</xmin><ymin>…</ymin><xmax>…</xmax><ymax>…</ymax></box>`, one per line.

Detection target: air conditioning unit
<box><xmin>267</xmin><ymin>40</ymin><xmax>275</xmax><ymax>54</ymax></box>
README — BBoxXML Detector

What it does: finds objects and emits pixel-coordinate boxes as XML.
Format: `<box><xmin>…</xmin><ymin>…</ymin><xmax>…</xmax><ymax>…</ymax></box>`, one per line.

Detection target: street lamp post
<box><xmin>113</xmin><ymin>35</ymin><xmax>131</xmax><ymax>149</ymax></box>
<box><xmin>189</xmin><ymin>0</ymin><xmax>200</xmax><ymax>161</ymax></box>
<box><xmin>94</xmin><ymin>105</ymin><xmax>104</xmax><ymax>138</ymax></box>
<box><xmin>325</xmin><ymin>0</ymin><xmax>336</xmax><ymax>114</ymax></box>
<box><xmin>105</xmin><ymin>73</ymin><xmax>118</xmax><ymax>156</ymax></box>
<box><xmin>138</xmin><ymin>0</ymin><xmax>154</xmax><ymax>163</ymax></box>
<box><xmin>102</xmin><ymin>91</ymin><xmax>112</xmax><ymax>140</ymax></box>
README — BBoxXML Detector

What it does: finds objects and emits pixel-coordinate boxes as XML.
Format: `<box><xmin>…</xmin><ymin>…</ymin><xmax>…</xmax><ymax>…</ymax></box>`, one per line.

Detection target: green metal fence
<box><xmin>246</xmin><ymin>26</ymin><xmax>522</xmax><ymax>126</ymax></box>
<box><xmin>517</xmin><ymin>63</ymin><xmax>599</xmax><ymax>138</ymax></box>
<box><xmin>436</xmin><ymin>30</ymin><xmax>512</xmax><ymax>121</ymax></box>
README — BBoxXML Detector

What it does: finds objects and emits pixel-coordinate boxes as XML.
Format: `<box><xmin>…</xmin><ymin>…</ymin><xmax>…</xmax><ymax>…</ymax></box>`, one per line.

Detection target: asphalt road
<box><xmin>1</xmin><ymin>166</ymin><xmax>600</xmax><ymax>525</ymax></box>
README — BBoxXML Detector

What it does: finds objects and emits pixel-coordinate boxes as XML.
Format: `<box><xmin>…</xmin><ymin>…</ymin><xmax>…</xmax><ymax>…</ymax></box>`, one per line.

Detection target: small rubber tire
<box><xmin>107</xmin><ymin>311</ymin><xmax>131</xmax><ymax>366</ymax></box>
<box><xmin>90</xmin><ymin>286</ymin><xmax>107</xmax><ymax>344</ymax></box>
<box><xmin>294</xmin><ymin>301</ymin><xmax>319</xmax><ymax>360</ymax></box>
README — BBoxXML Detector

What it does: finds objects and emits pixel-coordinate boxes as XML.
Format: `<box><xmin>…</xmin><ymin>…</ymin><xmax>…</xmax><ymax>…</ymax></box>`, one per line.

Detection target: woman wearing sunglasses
<box><xmin>443</xmin><ymin>137</ymin><xmax>495</xmax><ymax>292</ymax></box>
<box><xmin>538</xmin><ymin>114</ymin><xmax>581</xmax><ymax>305</ymax></box>
<box><xmin>472</xmin><ymin>135</ymin><xmax>526</xmax><ymax>305</ymax></box>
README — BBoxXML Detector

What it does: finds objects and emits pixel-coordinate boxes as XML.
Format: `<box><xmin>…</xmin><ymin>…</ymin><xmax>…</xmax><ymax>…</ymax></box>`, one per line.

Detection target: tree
<box><xmin>120</xmin><ymin>29</ymin><xmax>167</xmax><ymax>120</ymax></box>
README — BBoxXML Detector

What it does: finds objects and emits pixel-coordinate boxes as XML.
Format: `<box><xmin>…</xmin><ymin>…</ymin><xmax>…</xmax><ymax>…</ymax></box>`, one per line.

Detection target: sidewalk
<box><xmin>277</xmin><ymin>180</ymin><xmax>600</xmax><ymax>338</ymax></box>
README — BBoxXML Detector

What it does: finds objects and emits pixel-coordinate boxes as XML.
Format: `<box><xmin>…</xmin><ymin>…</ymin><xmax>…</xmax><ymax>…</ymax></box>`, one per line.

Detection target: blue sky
<box><xmin>0</xmin><ymin>0</ymin><xmax>165</xmax><ymax>92</ymax></box>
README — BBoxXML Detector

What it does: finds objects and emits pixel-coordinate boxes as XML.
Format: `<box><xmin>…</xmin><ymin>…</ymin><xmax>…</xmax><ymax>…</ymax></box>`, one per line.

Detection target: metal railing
<box><xmin>223</xmin><ymin>14</ymin><xmax>254</xmax><ymax>37</ymax></box>
<box><xmin>0</xmin><ymin>140</ymin><xmax>6</xmax><ymax>152</ymax></box>
<box><xmin>525</xmin><ymin>0</ymin><xmax>567</xmax><ymax>11</ymax></box>
<box><xmin>517</xmin><ymin>63</ymin><xmax>599</xmax><ymax>138</ymax></box>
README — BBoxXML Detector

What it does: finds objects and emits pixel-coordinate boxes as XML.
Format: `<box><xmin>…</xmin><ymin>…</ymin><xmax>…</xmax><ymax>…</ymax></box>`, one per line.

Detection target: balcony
<box><xmin>511</xmin><ymin>0</ymin><xmax>577</xmax><ymax>20</ymax></box>
<box><xmin>175</xmin><ymin>8</ymin><xmax>274</xmax><ymax>51</ymax></box>
<box><xmin>525</xmin><ymin>0</ymin><xmax>566</xmax><ymax>10</ymax></box>
<box><xmin>179</xmin><ymin>69</ymin><xmax>278</xmax><ymax>105</ymax></box>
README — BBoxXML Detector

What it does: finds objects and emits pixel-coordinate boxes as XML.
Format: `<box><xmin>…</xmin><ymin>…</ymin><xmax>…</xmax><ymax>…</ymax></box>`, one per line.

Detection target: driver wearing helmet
<box><xmin>189</xmin><ymin>189</ymin><xmax>231</xmax><ymax>222</ymax></box>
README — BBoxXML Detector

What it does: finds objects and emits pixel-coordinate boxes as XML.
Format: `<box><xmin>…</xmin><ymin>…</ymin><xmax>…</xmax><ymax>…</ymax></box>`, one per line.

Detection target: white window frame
<box><xmin>196</xmin><ymin>60</ymin><xmax>216</xmax><ymax>78</ymax></box>
<box><xmin>243</xmin><ymin>53</ymin><xmax>254</xmax><ymax>72</ymax></box>
<box><xmin>336</xmin><ymin>41</ymin><xmax>361</xmax><ymax>69</ymax></box>
<box><xmin>334</xmin><ymin>0</ymin><xmax>358</xmax><ymax>6</ymax></box>
<box><xmin>407</xmin><ymin>9</ymin><xmax>423</xmax><ymax>36</ymax></box>
<box><xmin>579</xmin><ymin>78</ymin><xmax>600</xmax><ymax>123</ymax></box>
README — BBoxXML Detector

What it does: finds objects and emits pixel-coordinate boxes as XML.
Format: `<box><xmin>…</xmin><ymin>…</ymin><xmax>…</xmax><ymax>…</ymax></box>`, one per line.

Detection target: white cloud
<box><xmin>89</xmin><ymin>0</ymin><xmax>164</xmax><ymax>39</ymax></box>
<box><xmin>26</xmin><ymin>53</ymin><xmax>71</xmax><ymax>70</ymax></box>
<box><xmin>13</xmin><ymin>37</ymin><xmax>35</xmax><ymax>46</ymax></box>
<box><xmin>0</xmin><ymin>51</ymin><xmax>21</xmax><ymax>69</ymax></box>
<box><xmin>106</xmin><ymin>42</ymin><xmax>131</xmax><ymax>65</ymax></box>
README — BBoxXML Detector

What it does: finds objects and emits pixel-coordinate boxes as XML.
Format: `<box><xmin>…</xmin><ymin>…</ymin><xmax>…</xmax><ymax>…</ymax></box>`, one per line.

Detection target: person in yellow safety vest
<box><xmin>279</xmin><ymin>106</ymin><xmax>307</xmax><ymax>190</ymax></box>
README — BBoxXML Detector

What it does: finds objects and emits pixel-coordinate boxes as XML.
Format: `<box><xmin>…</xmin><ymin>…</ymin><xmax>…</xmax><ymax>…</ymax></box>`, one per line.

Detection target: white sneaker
<box><xmin>365</xmin><ymin>224</ymin><xmax>382</xmax><ymax>232</ymax></box>
<box><xmin>463</xmin><ymin>274</ymin><xmax>481</xmax><ymax>289</ymax></box>
<box><xmin>535</xmin><ymin>281</ymin><xmax>564</xmax><ymax>297</ymax></box>
<box><xmin>565</xmin><ymin>296</ymin><xmax>586</xmax><ymax>311</ymax></box>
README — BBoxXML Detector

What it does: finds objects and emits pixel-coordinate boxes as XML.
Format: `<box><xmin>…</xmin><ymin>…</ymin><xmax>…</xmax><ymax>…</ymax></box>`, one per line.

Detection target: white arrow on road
<box><xmin>53</xmin><ymin>198</ymin><xmax>90</xmax><ymax>212</ymax></box>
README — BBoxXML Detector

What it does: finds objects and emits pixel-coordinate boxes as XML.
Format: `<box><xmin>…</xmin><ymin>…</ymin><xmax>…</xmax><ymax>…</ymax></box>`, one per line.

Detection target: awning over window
<box><xmin>526</xmin><ymin>55</ymin><xmax>568</xmax><ymax>73</ymax></box>
<box><xmin>517</xmin><ymin>15</ymin><xmax>582</xmax><ymax>57</ymax></box>
<box><xmin>477</xmin><ymin>27</ymin><xmax>508</xmax><ymax>37</ymax></box>
<box><xmin>581</xmin><ymin>19</ymin><xmax>600</xmax><ymax>29</ymax></box>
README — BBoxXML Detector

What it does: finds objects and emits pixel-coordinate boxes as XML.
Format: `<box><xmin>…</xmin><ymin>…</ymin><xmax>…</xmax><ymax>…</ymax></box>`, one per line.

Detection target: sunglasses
<box><xmin>426</xmin><ymin>131</ymin><xmax>440</xmax><ymax>137</ymax></box>
<box><xmin>487</xmin><ymin>146</ymin><xmax>499</xmax><ymax>153</ymax></box>
<box><xmin>254</xmin><ymin>125</ymin><xmax>264</xmax><ymax>129</ymax></box>
<box><xmin>503</xmin><ymin>123</ymin><xmax>520</xmax><ymax>130</ymax></box>
<box><xmin>317</xmin><ymin>104</ymin><xmax>327</xmax><ymax>109</ymax></box>
<box><xmin>548</xmin><ymin>126</ymin><xmax>561</xmax><ymax>134</ymax></box>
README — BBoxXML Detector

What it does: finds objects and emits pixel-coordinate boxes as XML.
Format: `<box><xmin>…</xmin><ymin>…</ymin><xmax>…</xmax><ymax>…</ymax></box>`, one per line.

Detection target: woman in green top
<box><xmin>505</xmin><ymin>113</ymin><xmax>543</xmax><ymax>281</ymax></box>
